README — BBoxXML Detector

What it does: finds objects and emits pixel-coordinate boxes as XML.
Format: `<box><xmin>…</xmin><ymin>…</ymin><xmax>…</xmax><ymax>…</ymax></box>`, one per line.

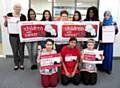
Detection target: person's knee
<box><xmin>61</xmin><ymin>79</ymin><xmax>69</xmax><ymax>86</ymax></box>
<box><xmin>90</xmin><ymin>73</ymin><xmax>97</xmax><ymax>85</ymax></box>
<box><xmin>83</xmin><ymin>80</ymin><xmax>89</xmax><ymax>85</ymax></box>
<box><xmin>72</xmin><ymin>74</ymin><xmax>80</xmax><ymax>85</ymax></box>
<box><xmin>90</xmin><ymin>79</ymin><xmax>97</xmax><ymax>85</ymax></box>
<box><xmin>73</xmin><ymin>80</ymin><xmax>80</xmax><ymax>85</ymax></box>
<box><xmin>50</xmin><ymin>80</ymin><xmax>58</xmax><ymax>87</ymax></box>
<box><xmin>50</xmin><ymin>83</ymin><xmax>58</xmax><ymax>87</ymax></box>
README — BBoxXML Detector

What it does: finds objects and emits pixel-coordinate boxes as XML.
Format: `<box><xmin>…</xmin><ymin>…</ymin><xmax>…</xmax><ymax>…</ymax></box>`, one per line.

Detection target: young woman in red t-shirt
<box><xmin>61</xmin><ymin>37</ymin><xmax>81</xmax><ymax>85</ymax></box>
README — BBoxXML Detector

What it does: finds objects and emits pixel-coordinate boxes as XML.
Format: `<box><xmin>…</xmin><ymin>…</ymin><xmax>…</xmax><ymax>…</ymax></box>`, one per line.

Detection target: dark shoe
<box><xmin>20</xmin><ymin>65</ymin><xmax>24</xmax><ymax>70</ymax></box>
<box><xmin>14</xmin><ymin>66</ymin><xmax>19</xmax><ymax>70</ymax></box>
<box><xmin>31</xmin><ymin>65</ymin><xmax>38</xmax><ymax>70</ymax></box>
<box><xmin>106</xmin><ymin>71</ymin><xmax>111</xmax><ymax>74</ymax></box>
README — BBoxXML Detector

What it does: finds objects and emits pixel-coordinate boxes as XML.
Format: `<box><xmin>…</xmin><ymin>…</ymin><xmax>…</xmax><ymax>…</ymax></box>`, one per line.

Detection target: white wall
<box><xmin>99</xmin><ymin>0</ymin><xmax>120</xmax><ymax>57</ymax></box>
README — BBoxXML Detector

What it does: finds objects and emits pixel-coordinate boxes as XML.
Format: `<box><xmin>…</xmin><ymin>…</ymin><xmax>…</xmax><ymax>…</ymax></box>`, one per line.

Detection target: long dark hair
<box><xmin>73</xmin><ymin>11</ymin><xmax>81</xmax><ymax>21</ymax></box>
<box><xmin>27</xmin><ymin>8</ymin><xmax>36</xmax><ymax>21</ymax></box>
<box><xmin>84</xmin><ymin>6</ymin><xmax>99</xmax><ymax>21</ymax></box>
<box><xmin>41</xmin><ymin>10</ymin><xmax>52</xmax><ymax>21</ymax></box>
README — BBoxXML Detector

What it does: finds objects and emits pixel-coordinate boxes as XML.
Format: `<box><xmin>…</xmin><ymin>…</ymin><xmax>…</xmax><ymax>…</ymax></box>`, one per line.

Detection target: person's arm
<box><xmin>61</xmin><ymin>58</ymin><xmax>71</xmax><ymax>77</ymax></box>
<box><xmin>99</xmin><ymin>22</ymin><xmax>103</xmax><ymax>43</ymax></box>
<box><xmin>113</xmin><ymin>22</ymin><xmax>118</xmax><ymax>35</ymax></box>
<box><xmin>4</xmin><ymin>16</ymin><xmax>8</xmax><ymax>27</ymax></box>
<box><xmin>71</xmin><ymin>60</ymin><xmax>79</xmax><ymax>77</ymax></box>
<box><xmin>71</xmin><ymin>49</ymin><xmax>81</xmax><ymax>77</ymax></box>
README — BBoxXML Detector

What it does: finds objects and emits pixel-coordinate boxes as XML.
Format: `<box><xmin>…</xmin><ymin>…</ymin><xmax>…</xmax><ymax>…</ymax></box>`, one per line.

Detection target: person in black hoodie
<box><xmin>4</xmin><ymin>3</ymin><xmax>26</xmax><ymax>70</ymax></box>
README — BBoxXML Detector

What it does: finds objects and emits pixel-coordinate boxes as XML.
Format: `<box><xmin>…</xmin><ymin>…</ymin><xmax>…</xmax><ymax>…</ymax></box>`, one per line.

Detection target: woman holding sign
<box><xmin>80</xmin><ymin>39</ymin><xmax>104</xmax><ymax>85</ymax></box>
<box><xmin>61</xmin><ymin>37</ymin><xmax>81</xmax><ymax>86</ymax></box>
<box><xmin>26</xmin><ymin>8</ymin><xmax>38</xmax><ymax>70</ymax></box>
<box><xmin>99</xmin><ymin>11</ymin><xmax>118</xmax><ymax>74</ymax></box>
<box><xmin>4</xmin><ymin>3</ymin><xmax>26</xmax><ymax>70</ymax></box>
<box><xmin>37</xmin><ymin>39</ymin><xmax>59</xmax><ymax>88</ymax></box>
<box><xmin>39</xmin><ymin>10</ymin><xmax>53</xmax><ymax>49</ymax></box>
<box><xmin>72</xmin><ymin>11</ymin><xmax>83</xmax><ymax>50</ymax></box>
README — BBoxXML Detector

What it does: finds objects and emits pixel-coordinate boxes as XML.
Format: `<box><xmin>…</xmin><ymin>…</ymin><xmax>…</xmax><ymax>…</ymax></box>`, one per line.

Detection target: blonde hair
<box><xmin>13</xmin><ymin>3</ymin><xmax>22</xmax><ymax>9</ymax></box>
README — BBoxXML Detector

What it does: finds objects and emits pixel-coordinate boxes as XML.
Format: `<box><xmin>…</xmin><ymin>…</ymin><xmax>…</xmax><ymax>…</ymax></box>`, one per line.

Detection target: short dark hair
<box><xmin>69</xmin><ymin>37</ymin><xmax>77</xmax><ymax>43</ymax></box>
<box><xmin>45</xmin><ymin>39</ymin><xmax>54</xmax><ymax>45</ymax></box>
<box><xmin>60</xmin><ymin>10</ymin><xmax>68</xmax><ymax>16</ymax></box>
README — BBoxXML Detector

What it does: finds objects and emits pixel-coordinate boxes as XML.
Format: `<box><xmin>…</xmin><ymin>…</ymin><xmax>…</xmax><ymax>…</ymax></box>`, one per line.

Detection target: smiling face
<box><xmin>89</xmin><ymin>10</ymin><xmax>94</xmax><ymax>18</ymax></box>
<box><xmin>69</xmin><ymin>40</ymin><xmax>77</xmax><ymax>48</ymax></box>
<box><xmin>87</xmin><ymin>42</ymin><xmax>95</xmax><ymax>50</ymax></box>
<box><xmin>45</xmin><ymin>41</ymin><xmax>53</xmax><ymax>51</ymax></box>
<box><xmin>104</xmin><ymin>14</ymin><xmax>111</xmax><ymax>20</ymax></box>
<box><xmin>74</xmin><ymin>13</ymin><xmax>79</xmax><ymax>21</ymax></box>
<box><xmin>13</xmin><ymin>4</ymin><xmax>22</xmax><ymax>14</ymax></box>
<box><xmin>29</xmin><ymin>10</ymin><xmax>36</xmax><ymax>20</ymax></box>
<box><xmin>44</xmin><ymin>11</ymin><xmax>50</xmax><ymax>21</ymax></box>
<box><xmin>61</xmin><ymin>13</ymin><xmax>68</xmax><ymax>21</ymax></box>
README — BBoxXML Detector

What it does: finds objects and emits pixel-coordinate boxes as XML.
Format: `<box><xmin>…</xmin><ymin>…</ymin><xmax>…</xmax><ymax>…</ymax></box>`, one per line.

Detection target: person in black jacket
<box><xmin>4</xmin><ymin>3</ymin><xmax>26</xmax><ymax>70</ymax></box>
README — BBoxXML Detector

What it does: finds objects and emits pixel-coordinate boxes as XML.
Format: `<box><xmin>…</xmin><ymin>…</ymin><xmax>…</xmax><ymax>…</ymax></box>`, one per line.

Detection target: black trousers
<box><xmin>9</xmin><ymin>34</ymin><xmax>25</xmax><ymax>66</ymax></box>
<box><xmin>61</xmin><ymin>74</ymin><xmax>80</xmax><ymax>86</ymax></box>
<box><xmin>81</xmin><ymin>71</ymin><xmax>97</xmax><ymax>85</ymax></box>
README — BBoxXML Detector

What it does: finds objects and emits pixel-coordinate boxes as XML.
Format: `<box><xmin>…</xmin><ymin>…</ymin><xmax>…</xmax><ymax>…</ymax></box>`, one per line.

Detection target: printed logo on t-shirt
<box><xmin>65</xmin><ymin>55</ymin><xmax>77</xmax><ymax>62</ymax></box>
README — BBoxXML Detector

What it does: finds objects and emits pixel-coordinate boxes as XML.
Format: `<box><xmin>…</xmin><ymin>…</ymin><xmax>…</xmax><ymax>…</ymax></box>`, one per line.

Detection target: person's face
<box><xmin>45</xmin><ymin>41</ymin><xmax>53</xmax><ymax>51</ymax></box>
<box><xmin>30</xmin><ymin>11</ymin><xmax>36</xmax><ymax>20</ymax></box>
<box><xmin>105</xmin><ymin>14</ymin><xmax>110</xmax><ymax>20</ymax></box>
<box><xmin>69</xmin><ymin>40</ymin><xmax>77</xmax><ymax>48</ymax></box>
<box><xmin>13</xmin><ymin>5</ymin><xmax>21</xmax><ymax>14</ymax></box>
<box><xmin>89</xmin><ymin>10</ymin><xmax>94</xmax><ymax>18</ymax></box>
<box><xmin>74</xmin><ymin>13</ymin><xmax>79</xmax><ymax>21</ymax></box>
<box><xmin>87</xmin><ymin>42</ymin><xmax>94</xmax><ymax>50</ymax></box>
<box><xmin>44</xmin><ymin>12</ymin><xmax>50</xmax><ymax>21</ymax></box>
<box><xmin>61</xmin><ymin>14</ymin><xmax>68</xmax><ymax>21</ymax></box>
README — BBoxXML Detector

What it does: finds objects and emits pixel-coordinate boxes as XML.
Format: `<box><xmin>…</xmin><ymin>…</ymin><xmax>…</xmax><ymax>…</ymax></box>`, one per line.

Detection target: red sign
<box><xmin>21</xmin><ymin>24</ymin><xmax>58</xmax><ymax>38</ymax></box>
<box><xmin>62</xmin><ymin>25</ymin><xmax>98</xmax><ymax>38</ymax></box>
<box><xmin>84</xmin><ymin>54</ymin><xmax>96</xmax><ymax>61</ymax></box>
<box><xmin>38</xmin><ymin>53</ymin><xmax>61</xmax><ymax>69</ymax></box>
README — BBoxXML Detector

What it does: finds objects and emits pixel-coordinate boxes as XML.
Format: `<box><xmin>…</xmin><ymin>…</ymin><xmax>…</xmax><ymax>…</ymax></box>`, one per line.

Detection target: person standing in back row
<box><xmin>99</xmin><ymin>11</ymin><xmax>118</xmax><ymax>74</ymax></box>
<box><xmin>55</xmin><ymin>10</ymin><xmax>69</xmax><ymax>53</ymax></box>
<box><xmin>4</xmin><ymin>3</ymin><xmax>26</xmax><ymax>70</ymax></box>
<box><xmin>26</xmin><ymin>8</ymin><xmax>38</xmax><ymax>70</ymax></box>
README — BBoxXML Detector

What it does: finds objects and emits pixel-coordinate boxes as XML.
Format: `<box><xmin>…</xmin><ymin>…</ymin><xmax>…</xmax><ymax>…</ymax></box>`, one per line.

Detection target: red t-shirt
<box><xmin>61</xmin><ymin>45</ymin><xmax>81</xmax><ymax>75</ymax></box>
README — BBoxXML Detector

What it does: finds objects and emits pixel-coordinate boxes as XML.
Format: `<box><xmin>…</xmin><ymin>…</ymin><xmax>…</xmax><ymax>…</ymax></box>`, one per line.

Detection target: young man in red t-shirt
<box><xmin>60</xmin><ymin>37</ymin><xmax>81</xmax><ymax>85</ymax></box>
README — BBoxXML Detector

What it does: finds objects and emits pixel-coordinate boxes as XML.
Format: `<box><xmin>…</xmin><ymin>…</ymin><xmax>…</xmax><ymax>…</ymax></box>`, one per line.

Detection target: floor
<box><xmin>0</xmin><ymin>58</ymin><xmax>120</xmax><ymax>88</ymax></box>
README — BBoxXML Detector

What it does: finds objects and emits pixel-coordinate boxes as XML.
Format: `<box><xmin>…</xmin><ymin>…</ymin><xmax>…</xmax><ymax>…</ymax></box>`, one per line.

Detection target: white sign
<box><xmin>18</xmin><ymin>21</ymin><xmax>99</xmax><ymax>42</ymax></box>
<box><xmin>39</xmin><ymin>53</ymin><xmax>61</xmax><ymax>69</ymax></box>
<box><xmin>7</xmin><ymin>17</ymin><xmax>20</xmax><ymax>34</ymax></box>
<box><xmin>102</xmin><ymin>26</ymin><xmax>115</xmax><ymax>43</ymax></box>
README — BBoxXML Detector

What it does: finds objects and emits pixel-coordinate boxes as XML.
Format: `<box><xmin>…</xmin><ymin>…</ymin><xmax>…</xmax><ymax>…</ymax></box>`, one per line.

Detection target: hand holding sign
<box><xmin>38</xmin><ymin>53</ymin><xmax>61</xmax><ymax>69</ymax></box>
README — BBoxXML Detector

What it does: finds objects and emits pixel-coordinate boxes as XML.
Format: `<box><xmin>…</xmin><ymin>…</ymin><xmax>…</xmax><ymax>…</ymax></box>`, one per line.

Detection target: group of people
<box><xmin>4</xmin><ymin>3</ymin><xmax>118</xmax><ymax>88</ymax></box>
